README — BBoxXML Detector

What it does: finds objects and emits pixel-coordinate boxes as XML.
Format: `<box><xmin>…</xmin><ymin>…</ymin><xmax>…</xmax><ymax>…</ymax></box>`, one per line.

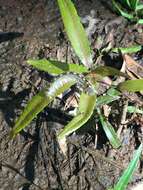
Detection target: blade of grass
<box><xmin>96</xmin><ymin>95</ymin><xmax>120</xmax><ymax>107</ymax></box>
<box><xmin>112</xmin><ymin>0</ymin><xmax>134</xmax><ymax>19</ymax></box>
<box><xmin>97</xmin><ymin>108</ymin><xmax>121</xmax><ymax>149</ymax></box>
<box><xmin>27</xmin><ymin>59</ymin><xmax>88</xmax><ymax>74</ymax></box>
<box><xmin>130</xmin><ymin>0</ymin><xmax>139</xmax><ymax>10</ymax></box>
<box><xmin>110</xmin><ymin>143</ymin><xmax>142</xmax><ymax>190</ymax></box>
<box><xmin>119</xmin><ymin>0</ymin><xmax>131</xmax><ymax>8</ymax></box>
<box><xmin>57</xmin><ymin>0</ymin><xmax>92</xmax><ymax>68</ymax></box>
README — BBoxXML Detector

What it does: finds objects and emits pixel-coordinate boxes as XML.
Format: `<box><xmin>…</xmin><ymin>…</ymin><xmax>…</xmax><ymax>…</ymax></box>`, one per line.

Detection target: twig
<box><xmin>117</xmin><ymin>100</ymin><xmax>128</xmax><ymax>137</ymax></box>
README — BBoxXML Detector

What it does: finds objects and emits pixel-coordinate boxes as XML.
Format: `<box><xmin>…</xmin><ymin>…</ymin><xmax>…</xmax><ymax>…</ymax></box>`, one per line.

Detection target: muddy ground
<box><xmin>0</xmin><ymin>0</ymin><xmax>143</xmax><ymax>190</ymax></box>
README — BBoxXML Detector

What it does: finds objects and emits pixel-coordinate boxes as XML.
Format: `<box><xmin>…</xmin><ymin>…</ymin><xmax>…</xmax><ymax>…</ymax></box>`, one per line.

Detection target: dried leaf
<box><xmin>123</xmin><ymin>54</ymin><xmax>143</xmax><ymax>79</ymax></box>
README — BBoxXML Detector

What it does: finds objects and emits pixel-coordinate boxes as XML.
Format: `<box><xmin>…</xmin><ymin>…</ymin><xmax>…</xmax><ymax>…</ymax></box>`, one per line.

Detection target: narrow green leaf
<box><xmin>130</xmin><ymin>0</ymin><xmax>139</xmax><ymax>10</ymax></box>
<box><xmin>97</xmin><ymin>95</ymin><xmax>120</xmax><ymax>107</ymax></box>
<box><xmin>97</xmin><ymin>108</ymin><xmax>121</xmax><ymax>148</ymax></box>
<box><xmin>113</xmin><ymin>143</ymin><xmax>142</xmax><ymax>190</ymax></box>
<box><xmin>119</xmin><ymin>0</ymin><xmax>132</xmax><ymax>8</ymax></box>
<box><xmin>10</xmin><ymin>91</ymin><xmax>50</xmax><ymax>138</ymax></box>
<box><xmin>118</xmin><ymin>79</ymin><xmax>143</xmax><ymax>92</ymax></box>
<box><xmin>89</xmin><ymin>66</ymin><xmax>127</xmax><ymax>78</ymax></box>
<box><xmin>112</xmin><ymin>0</ymin><xmax>134</xmax><ymax>19</ymax></box>
<box><xmin>58</xmin><ymin>93</ymin><xmax>96</xmax><ymax>140</ymax></box>
<box><xmin>127</xmin><ymin>106</ymin><xmax>143</xmax><ymax>114</ymax></box>
<box><xmin>57</xmin><ymin>0</ymin><xmax>92</xmax><ymax>68</ymax></box>
<box><xmin>10</xmin><ymin>74</ymin><xmax>77</xmax><ymax>138</ymax></box>
<box><xmin>112</xmin><ymin>45</ymin><xmax>142</xmax><ymax>54</ymax></box>
<box><xmin>27</xmin><ymin>59</ymin><xmax>88</xmax><ymax>74</ymax></box>
<box><xmin>125</xmin><ymin>0</ymin><xmax>132</xmax><ymax>7</ymax></box>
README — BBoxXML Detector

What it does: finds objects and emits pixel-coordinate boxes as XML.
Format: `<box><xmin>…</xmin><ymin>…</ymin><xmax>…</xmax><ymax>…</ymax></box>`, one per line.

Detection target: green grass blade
<box><xmin>58</xmin><ymin>93</ymin><xmax>96</xmax><ymax>140</ymax></box>
<box><xmin>112</xmin><ymin>45</ymin><xmax>142</xmax><ymax>54</ymax></box>
<box><xmin>112</xmin><ymin>0</ymin><xmax>134</xmax><ymax>19</ymax></box>
<box><xmin>10</xmin><ymin>74</ymin><xmax>77</xmax><ymax>138</ymax></box>
<box><xmin>96</xmin><ymin>95</ymin><xmax>120</xmax><ymax>107</ymax></box>
<box><xmin>125</xmin><ymin>0</ymin><xmax>132</xmax><ymax>7</ymax></box>
<box><xmin>118</xmin><ymin>79</ymin><xmax>143</xmax><ymax>92</ymax></box>
<box><xmin>130</xmin><ymin>0</ymin><xmax>139</xmax><ymax>10</ymax></box>
<box><xmin>57</xmin><ymin>0</ymin><xmax>92</xmax><ymax>68</ymax></box>
<box><xmin>27</xmin><ymin>59</ymin><xmax>88</xmax><ymax>74</ymax></box>
<box><xmin>113</xmin><ymin>143</ymin><xmax>142</xmax><ymax>190</ymax></box>
<box><xmin>97</xmin><ymin>108</ymin><xmax>121</xmax><ymax>148</ymax></box>
<box><xmin>119</xmin><ymin>0</ymin><xmax>132</xmax><ymax>8</ymax></box>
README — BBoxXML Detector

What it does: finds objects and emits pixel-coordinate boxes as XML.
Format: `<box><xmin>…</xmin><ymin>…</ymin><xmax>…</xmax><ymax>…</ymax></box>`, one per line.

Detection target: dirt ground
<box><xmin>0</xmin><ymin>0</ymin><xmax>143</xmax><ymax>190</ymax></box>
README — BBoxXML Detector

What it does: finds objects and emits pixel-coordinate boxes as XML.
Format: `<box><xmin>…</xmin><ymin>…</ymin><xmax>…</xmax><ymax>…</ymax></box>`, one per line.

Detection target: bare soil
<box><xmin>0</xmin><ymin>0</ymin><xmax>143</xmax><ymax>190</ymax></box>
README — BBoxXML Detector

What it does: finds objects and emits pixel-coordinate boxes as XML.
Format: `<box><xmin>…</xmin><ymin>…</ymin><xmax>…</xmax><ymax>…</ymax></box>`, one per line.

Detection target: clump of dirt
<box><xmin>0</xmin><ymin>0</ymin><xmax>143</xmax><ymax>190</ymax></box>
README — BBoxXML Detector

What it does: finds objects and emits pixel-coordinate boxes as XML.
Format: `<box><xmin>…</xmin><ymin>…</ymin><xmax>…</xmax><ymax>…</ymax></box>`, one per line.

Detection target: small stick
<box><xmin>117</xmin><ymin>100</ymin><xmax>128</xmax><ymax>137</ymax></box>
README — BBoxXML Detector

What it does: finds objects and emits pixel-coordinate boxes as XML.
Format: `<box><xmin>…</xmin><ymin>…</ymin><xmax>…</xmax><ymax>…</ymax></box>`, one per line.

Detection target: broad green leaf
<box><xmin>127</xmin><ymin>106</ymin><xmax>143</xmax><ymax>114</ymax></box>
<box><xmin>58</xmin><ymin>93</ymin><xmax>96</xmax><ymax>140</ymax></box>
<box><xmin>96</xmin><ymin>95</ymin><xmax>120</xmax><ymax>107</ymax></box>
<box><xmin>27</xmin><ymin>59</ymin><xmax>88</xmax><ymax>74</ymax></box>
<box><xmin>112</xmin><ymin>45</ymin><xmax>142</xmax><ymax>54</ymax></box>
<box><xmin>112</xmin><ymin>0</ymin><xmax>134</xmax><ymax>19</ymax></box>
<box><xmin>112</xmin><ymin>143</ymin><xmax>142</xmax><ymax>190</ymax></box>
<box><xmin>57</xmin><ymin>0</ymin><xmax>92</xmax><ymax>68</ymax></box>
<box><xmin>118</xmin><ymin>79</ymin><xmax>143</xmax><ymax>92</ymax></box>
<box><xmin>97</xmin><ymin>108</ymin><xmax>121</xmax><ymax>148</ymax></box>
<box><xmin>10</xmin><ymin>74</ymin><xmax>77</xmax><ymax>138</ymax></box>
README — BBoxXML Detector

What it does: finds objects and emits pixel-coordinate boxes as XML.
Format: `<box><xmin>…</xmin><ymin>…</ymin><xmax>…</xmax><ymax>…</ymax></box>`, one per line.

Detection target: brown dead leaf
<box><xmin>58</xmin><ymin>137</ymin><xmax>67</xmax><ymax>155</ymax></box>
<box><xmin>123</xmin><ymin>54</ymin><xmax>143</xmax><ymax>97</ymax></box>
<box><xmin>123</xmin><ymin>54</ymin><xmax>143</xmax><ymax>79</ymax></box>
<box><xmin>64</xmin><ymin>92</ymin><xmax>79</xmax><ymax>110</ymax></box>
